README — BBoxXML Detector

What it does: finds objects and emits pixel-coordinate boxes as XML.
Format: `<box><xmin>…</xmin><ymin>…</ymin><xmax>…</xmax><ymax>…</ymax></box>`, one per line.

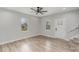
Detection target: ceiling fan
<box><xmin>31</xmin><ymin>7</ymin><xmax>47</xmax><ymax>15</ymax></box>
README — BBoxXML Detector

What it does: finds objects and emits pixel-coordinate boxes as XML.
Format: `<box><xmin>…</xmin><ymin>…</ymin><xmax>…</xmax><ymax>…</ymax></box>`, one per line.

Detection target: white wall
<box><xmin>41</xmin><ymin>10</ymin><xmax>79</xmax><ymax>40</ymax></box>
<box><xmin>41</xmin><ymin>14</ymin><xmax>66</xmax><ymax>40</ymax></box>
<box><xmin>0</xmin><ymin>9</ymin><xmax>40</xmax><ymax>44</ymax></box>
<box><xmin>64</xmin><ymin>11</ymin><xmax>79</xmax><ymax>39</ymax></box>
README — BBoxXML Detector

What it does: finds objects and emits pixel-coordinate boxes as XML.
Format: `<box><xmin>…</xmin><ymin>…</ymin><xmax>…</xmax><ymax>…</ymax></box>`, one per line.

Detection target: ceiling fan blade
<box><xmin>41</xmin><ymin>11</ymin><xmax>47</xmax><ymax>12</ymax></box>
<box><xmin>40</xmin><ymin>12</ymin><xmax>43</xmax><ymax>14</ymax></box>
<box><xmin>31</xmin><ymin>8</ymin><xmax>37</xmax><ymax>12</ymax></box>
<box><xmin>39</xmin><ymin>7</ymin><xmax>43</xmax><ymax>10</ymax></box>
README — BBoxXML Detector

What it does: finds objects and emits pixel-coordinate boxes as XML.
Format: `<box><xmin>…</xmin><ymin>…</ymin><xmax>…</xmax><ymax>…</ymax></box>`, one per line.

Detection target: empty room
<box><xmin>0</xmin><ymin>7</ymin><xmax>79</xmax><ymax>52</ymax></box>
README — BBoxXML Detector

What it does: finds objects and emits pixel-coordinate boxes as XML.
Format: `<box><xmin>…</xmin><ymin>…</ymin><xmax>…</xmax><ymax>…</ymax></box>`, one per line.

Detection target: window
<box><xmin>46</xmin><ymin>21</ymin><xmax>51</xmax><ymax>30</ymax></box>
<box><xmin>21</xmin><ymin>17</ymin><xmax>28</xmax><ymax>31</ymax></box>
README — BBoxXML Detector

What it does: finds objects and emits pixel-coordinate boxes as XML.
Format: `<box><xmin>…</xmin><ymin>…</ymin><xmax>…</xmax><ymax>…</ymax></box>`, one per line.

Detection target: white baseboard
<box><xmin>0</xmin><ymin>34</ymin><xmax>39</xmax><ymax>45</ymax></box>
<box><xmin>69</xmin><ymin>34</ymin><xmax>79</xmax><ymax>40</ymax></box>
<box><xmin>40</xmin><ymin>34</ymin><xmax>69</xmax><ymax>41</ymax></box>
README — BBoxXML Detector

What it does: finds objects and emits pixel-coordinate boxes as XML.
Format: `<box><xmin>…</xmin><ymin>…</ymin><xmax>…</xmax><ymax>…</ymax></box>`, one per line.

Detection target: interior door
<box><xmin>54</xmin><ymin>19</ymin><xmax>65</xmax><ymax>38</ymax></box>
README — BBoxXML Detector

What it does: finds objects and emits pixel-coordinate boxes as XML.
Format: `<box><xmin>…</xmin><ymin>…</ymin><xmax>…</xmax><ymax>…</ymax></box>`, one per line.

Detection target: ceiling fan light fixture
<box><xmin>31</xmin><ymin>7</ymin><xmax>47</xmax><ymax>15</ymax></box>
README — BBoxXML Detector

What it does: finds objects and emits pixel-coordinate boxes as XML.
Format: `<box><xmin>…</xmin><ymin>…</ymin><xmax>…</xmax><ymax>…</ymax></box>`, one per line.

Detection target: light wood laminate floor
<box><xmin>0</xmin><ymin>35</ymin><xmax>79</xmax><ymax>52</ymax></box>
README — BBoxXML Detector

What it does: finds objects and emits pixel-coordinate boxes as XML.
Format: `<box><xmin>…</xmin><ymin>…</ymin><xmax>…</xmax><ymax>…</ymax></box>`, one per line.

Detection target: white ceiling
<box><xmin>3</xmin><ymin>7</ymin><xmax>79</xmax><ymax>17</ymax></box>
